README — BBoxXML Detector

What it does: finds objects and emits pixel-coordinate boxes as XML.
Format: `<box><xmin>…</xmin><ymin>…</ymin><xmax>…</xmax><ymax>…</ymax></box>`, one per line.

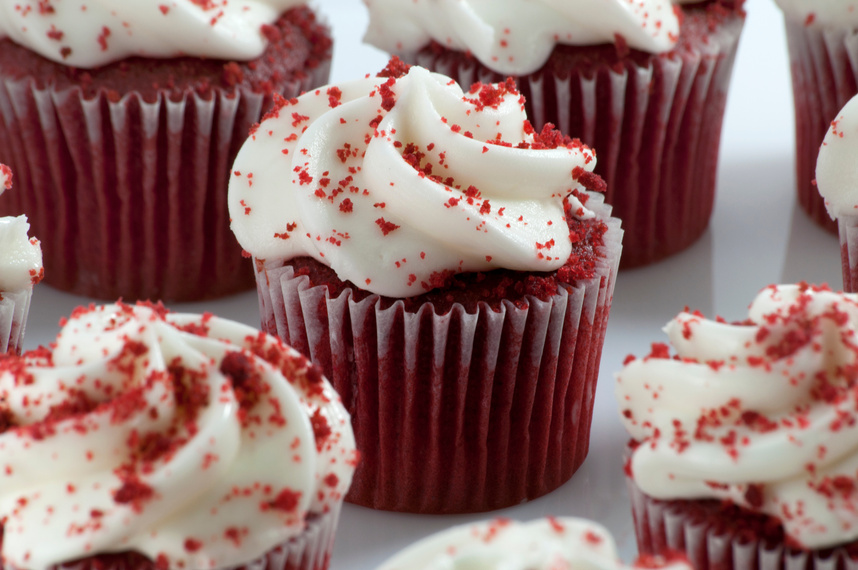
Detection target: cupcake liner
<box><xmin>0</xmin><ymin>288</ymin><xmax>31</xmax><ymax>355</ymax></box>
<box><xmin>254</xmin><ymin>197</ymin><xmax>621</xmax><ymax>514</ymax></box>
<box><xmin>34</xmin><ymin>505</ymin><xmax>342</xmax><ymax>570</ymax></box>
<box><xmin>627</xmin><ymin>478</ymin><xmax>858</xmax><ymax>570</ymax></box>
<box><xmin>784</xmin><ymin>21</ymin><xmax>858</xmax><ymax>234</ymax></box>
<box><xmin>414</xmin><ymin>9</ymin><xmax>743</xmax><ymax>268</ymax></box>
<box><xmin>838</xmin><ymin>217</ymin><xmax>858</xmax><ymax>293</ymax></box>
<box><xmin>0</xmin><ymin>64</ymin><xmax>329</xmax><ymax>302</ymax></box>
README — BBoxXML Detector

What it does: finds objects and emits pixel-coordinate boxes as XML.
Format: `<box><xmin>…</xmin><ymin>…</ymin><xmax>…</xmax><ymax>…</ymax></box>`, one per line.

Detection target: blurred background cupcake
<box><xmin>816</xmin><ymin>93</ymin><xmax>858</xmax><ymax>292</ymax></box>
<box><xmin>0</xmin><ymin>0</ymin><xmax>332</xmax><ymax>302</ymax></box>
<box><xmin>376</xmin><ymin>517</ymin><xmax>691</xmax><ymax>570</ymax></box>
<box><xmin>617</xmin><ymin>284</ymin><xmax>858</xmax><ymax>570</ymax></box>
<box><xmin>362</xmin><ymin>0</ymin><xmax>745</xmax><ymax>268</ymax></box>
<box><xmin>775</xmin><ymin>0</ymin><xmax>858</xmax><ymax>234</ymax></box>
<box><xmin>229</xmin><ymin>61</ymin><xmax>623</xmax><ymax>513</ymax></box>
<box><xmin>0</xmin><ymin>302</ymin><xmax>357</xmax><ymax>570</ymax></box>
<box><xmin>0</xmin><ymin>162</ymin><xmax>42</xmax><ymax>355</ymax></box>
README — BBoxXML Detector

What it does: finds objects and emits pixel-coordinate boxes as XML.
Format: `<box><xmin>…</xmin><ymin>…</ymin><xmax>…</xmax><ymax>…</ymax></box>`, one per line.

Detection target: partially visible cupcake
<box><xmin>0</xmin><ymin>1</ymin><xmax>332</xmax><ymax>301</ymax></box>
<box><xmin>617</xmin><ymin>283</ymin><xmax>858</xmax><ymax>570</ymax></box>
<box><xmin>376</xmin><ymin>517</ymin><xmax>691</xmax><ymax>570</ymax></box>
<box><xmin>229</xmin><ymin>60</ymin><xmax>623</xmax><ymax>513</ymax></box>
<box><xmin>0</xmin><ymin>302</ymin><xmax>357</xmax><ymax>569</ymax></box>
<box><xmin>775</xmin><ymin>0</ymin><xmax>858</xmax><ymax>233</ymax></box>
<box><xmin>815</xmin><ymin>93</ymin><xmax>858</xmax><ymax>292</ymax></box>
<box><xmin>0</xmin><ymin>163</ymin><xmax>42</xmax><ymax>355</ymax></box>
<box><xmin>362</xmin><ymin>0</ymin><xmax>745</xmax><ymax>267</ymax></box>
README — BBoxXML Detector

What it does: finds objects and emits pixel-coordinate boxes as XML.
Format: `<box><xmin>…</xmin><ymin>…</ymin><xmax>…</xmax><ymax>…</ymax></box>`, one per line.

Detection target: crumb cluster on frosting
<box><xmin>376</xmin><ymin>517</ymin><xmax>692</xmax><ymax>570</ymax></box>
<box><xmin>228</xmin><ymin>59</ymin><xmax>607</xmax><ymax>298</ymax></box>
<box><xmin>617</xmin><ymin>283</ymin><xmax>858</xmax><ymax>550</ymax></box>
<box><xmin>0</xmin><ymin>163</ymin><xmax>42</xmax><ymax>294</ymax></box>
<box><xmin>0</xmin><ymin>0</ymin><xmax>308</xmax><ymax>68</ymax></box>
<box><xmin>0</xmin><ymin>302</ymin><xmax>357</xmax><ymax>570</ymax></box>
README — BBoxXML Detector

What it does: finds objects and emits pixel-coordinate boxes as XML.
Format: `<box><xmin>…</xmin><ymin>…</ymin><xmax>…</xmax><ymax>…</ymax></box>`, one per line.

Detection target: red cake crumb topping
<box><xmin>377</xmin><ymin>55</ymin><xmax>411</xmax><ymax>79</ymax></box>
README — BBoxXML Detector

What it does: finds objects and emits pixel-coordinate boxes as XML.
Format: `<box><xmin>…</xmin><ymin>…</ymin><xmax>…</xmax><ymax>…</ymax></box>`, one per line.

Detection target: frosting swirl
<box><xmin>617</xmin><ymin>284</ymin><xmax>858</xmax><ymax>549</ymax></box>
<box><xmin>773</xmin><ymin>0</ymin><xmax>858</xmax><ymax>28</ymax></box>
<box><xmin>0</xmin><ymin>164</ymin><xmax>42</xmax><ymax>293</ymax></box>
<box><xmin>376</xmin><ymin>517</ymin><xmax>691</xmax><ymax>570</ymax></box>
<box><xmin>0</xmin><ymin>302</ymin><xmax>357</xmax><ymax>570</ymax></box>
<box><xmin>228</xmin><ymin>63</ymin><xmax>601</xmax><ymax>298</ymax></box>
<box><xmin>362</xmin><ymin>0</ymin><xmax>686</xmax><ymax>76</ymax></box>
<box><xmin>816</xmin><ymin>93</ymin><xmax>858</xmax><ymax>220</ymax></box>
<box><xmin>0</xmin><ymin>0</ymin><xmax>307</xmax><ymax>69</ymax></box>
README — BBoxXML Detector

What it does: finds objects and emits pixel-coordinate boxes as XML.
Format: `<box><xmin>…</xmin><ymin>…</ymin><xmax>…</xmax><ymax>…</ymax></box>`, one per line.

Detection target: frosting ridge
<box><xmin>362</xmin><ymin>0</ymin><xmax>684</xmax><ymax>75</ymax></box>
<box><xmin>816</xmin><ymin>93</ymin><xmax>858</xmax><ymax>220</ymax></box>
<box><xmin>376</xmin><ymin>517</ymin><xmax>692</xmax><ymax>570</ymax></box>
<box><xmin>0</xmin><ymin>0</ymin><xmax>307</xmax><ymax>68</ymax></box>
<box><xmin>0</xmin><ymin>164</ymin><xmax>42</xmax><ymax>293</ymax></box>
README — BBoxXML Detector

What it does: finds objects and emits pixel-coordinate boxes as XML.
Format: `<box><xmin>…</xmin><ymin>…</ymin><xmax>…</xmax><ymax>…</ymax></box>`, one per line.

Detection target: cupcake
<box><xmin>775</xmin><ymin>0</ymin><xmax>858</xmax><ymax>233</ymax></box>
<box><xmin>616</xmin><ymin>283</ymin><xmax>858</xmax><ymax>570</ymax></box>
<box><xmin>362</xmin><ymin>0</ymin><xmax>745</xmax><ymax>268</ymax></box>
<box><xmin>815</xmin><ymin>93</ymin><xmax>858</xmax><ymax>292</ymax></box>
<box><xmin>376</xmin><ymin>517</ymin><xmax>691</xmax><ymax>570</ymax></box>
<box><xmin>0</xmin><ymin>302</ymin><xmax>357</xmax><ymax>569</ymax></box>
<box><xmin>0</xmin><ymin>163</ymin><xmax>42</xmax><ymax>355</ymax></box>
<box><xmin>0</xmin><ymin>1</ymin><xmax>332</xmax><ymax>302</ymax></box>
<box><xmin>228</xmin><ymin>60</ymin><xmax>623</xmax><ymax>513</ymax></box>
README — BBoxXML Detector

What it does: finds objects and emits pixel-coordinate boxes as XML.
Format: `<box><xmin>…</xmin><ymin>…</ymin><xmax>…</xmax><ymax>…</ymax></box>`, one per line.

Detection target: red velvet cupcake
<box><xmin>362</xmin><ymin>0</ymin><xmax>744</xmax><ymax>268</ymax></box>
<box><xmin>774</xmin><ymin>0</ymin><xmax>858</xmax><ymax>234</ymax></box>
<box><xmin>229</xmin><ymin>60</ymin><xmax>622</xmax><ymax>513</ymax></box>
<box><xmin>0</xmin><ymin>163</ymin><xmax>42</xmax><ymax>355</ymax></box>
<box><xmin>0</xmin><ymin>1</ymin><xmax>332</xmax><ymax>301</ymax></box>
<box><xmin>0</xmin><ymin>302</ymin><xmax>357</xmax><ymax>570</ymax></box>
<box><xmin>617</xmin><ymin>284</ymin><xmax>858</xmax><ymax>569</ymax></box>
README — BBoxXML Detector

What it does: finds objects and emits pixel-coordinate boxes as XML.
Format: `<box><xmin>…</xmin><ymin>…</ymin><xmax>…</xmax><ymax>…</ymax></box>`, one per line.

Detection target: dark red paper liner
<box><xmin>627</xmin><ymin>478</ymin><xmax>858</xmax><ymax>570</ymax></box>
<box><xmin>0</xmin><ymin>25</ymin><xmax>330</xmax><ymax>302</ymax></box>
<box><xmin>784</xmin><ymin>21</ymin><xmax>858</xmax><ymax>234</ymax></box>
<box><xmin>838</xmin><ymin>218</ymin><xmax>858</xmax><ymax>292</ymax></box>
<box><xmin>0</xmin><ymin>288</ymin><xmax>31</xmax><ymax>355</ymax></box>
<box><xmin>412</xmin><ymin>7</ymin><xmax>743</xmax><ymax>268</ymax></box>
<box><xmin>253</xmin><ymin>196</ymin><xmax>622</xmax><ymax>514</ymax></box>
<box><xmin>16</xmin><ymin>506</ymin><xmax>342</xmax><ymax>570</ymax></box>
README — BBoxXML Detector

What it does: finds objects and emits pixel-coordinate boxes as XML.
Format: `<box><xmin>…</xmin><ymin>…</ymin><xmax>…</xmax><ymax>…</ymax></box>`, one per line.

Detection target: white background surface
<box><xmin>19</xmin><ymin>0</ymin><xmax>842</xmax><ymax>567</ymax></box>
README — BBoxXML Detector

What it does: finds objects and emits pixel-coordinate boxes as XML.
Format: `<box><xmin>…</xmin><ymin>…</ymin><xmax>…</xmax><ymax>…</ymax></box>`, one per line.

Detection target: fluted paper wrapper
<box><xmin>628</xmin><ymin>479</ymin><xmax>858</xmax><ymax>570</ymax></box>
<box><xmin>0</xmin><ymin>288</ymin><xmax>31</xmax><ymax>355</ymax></box>
<box><xmin>0</xmin><ymin>64</ymin><xmax>328</xmax><ymax>302</ymax></box>
<box><xmin>37</xmin><ymin>505</ymin><xmax>342</xmax><ymax>570</ymax></box>
<box><xmin>414</xmin><ymin>11</ymin><xmax>743</xmax><ymax>267</ymax></box>
<box><xmin>254</xmin><ymin>197</ymin><xmax>622</xmax><ymax>514</ymax></box>
<box><xmin>838</xmin><ymin>217</ymin><xmax>858</xmax><ymax>293</ymax></box>
<box><xmin>785</xmin><ymin>21</ymin><xmax>858</xmax><ymax>234</ymax></box>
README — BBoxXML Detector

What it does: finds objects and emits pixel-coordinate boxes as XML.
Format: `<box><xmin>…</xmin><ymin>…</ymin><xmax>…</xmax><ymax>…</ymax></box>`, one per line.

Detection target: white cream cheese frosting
<box><xmin>773</xmin><ymin>0</ymin><xmax>858</xmax><ymax>28</ymax></box>
<box><xmin>0</xmin><ymin>302</ymin><xmax>357</xmax><ymax>570</ymax></box>
<box><xmin>228</xmin><ymin>63</ymin><xmax>603</xmax><ymax>298</ymax></box>
<box><xmin>0</xmin><ymin>164</ymin><xmax>42</xmax><ymax>293</ymax></box>
<box><xmin>816</xmin><ymin>93</ymin><xmax>858</xmax><ymax>220</ymax></box>
<box><xmin>362</xmin><ymin>0</ymin><xmax>692</xmax><ymax>76</ymax></box>
<box><xmin>376</xmin><ymin>517</ymin><xmax>692</xmax><ymax>570</ymax></box>
<box><xmin>0</xmin><ymin>0</ymin><xmax>307</xmax><ymax>69</ymax></box>
<box><xmin>617</xmin><ymin>283</ymin><xmax>858</xmax><ymax>550</ymax></box>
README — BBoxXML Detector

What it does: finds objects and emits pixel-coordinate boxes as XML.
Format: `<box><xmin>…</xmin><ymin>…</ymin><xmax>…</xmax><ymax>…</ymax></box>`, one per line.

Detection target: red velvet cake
<box><xmin>363</xmin><ymin>0</ymin><xmax>745</xmax><ymax>268</ymax></box>
<box><xmin>0</xmin><ymin>3</ymin><xmax>332</xmax><ymax>301</ymax></box>
<box><xmin>228</xmin><ymin>61</ymin><xmax>623</xmax><ymax>513</ymax></box>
